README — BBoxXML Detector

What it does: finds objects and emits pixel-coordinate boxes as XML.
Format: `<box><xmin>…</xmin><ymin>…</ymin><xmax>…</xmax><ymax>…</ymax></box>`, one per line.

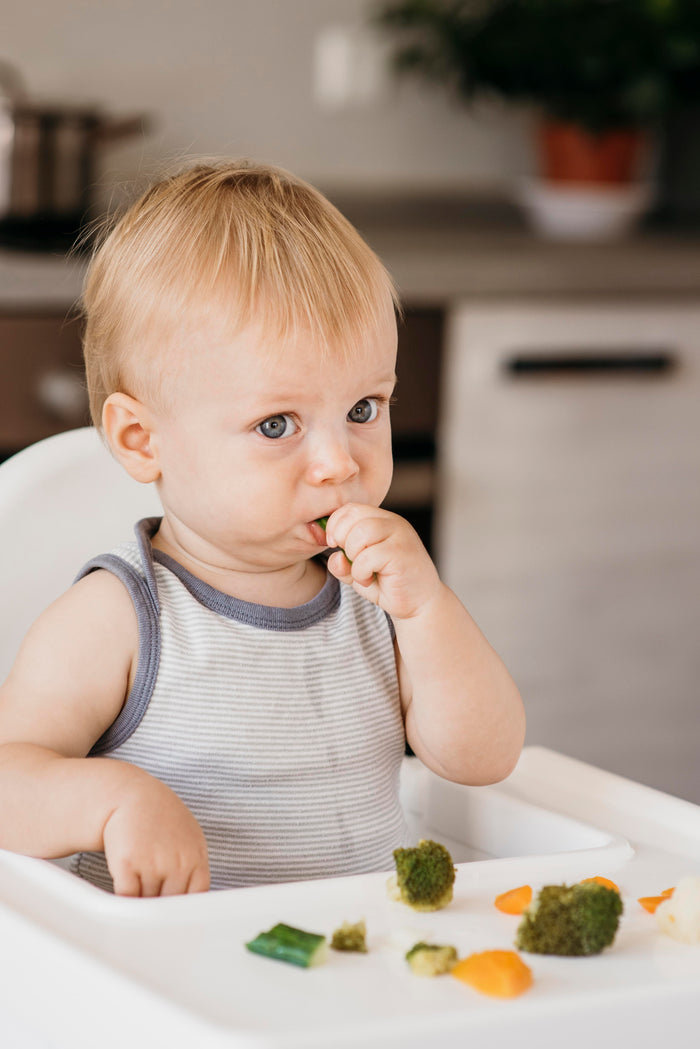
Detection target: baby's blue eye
<box><xmin>256</xmin><ymin>414</ymin><xmax>298</xmax><ymax>439</ymax></box>
<box><xmin>348</xmin><ymin>398</ymin><xmax>378</xmax><ymax>424</ymax></box>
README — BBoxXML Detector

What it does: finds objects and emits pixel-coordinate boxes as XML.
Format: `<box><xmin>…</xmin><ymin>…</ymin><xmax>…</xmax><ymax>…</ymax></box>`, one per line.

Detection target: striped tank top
<box><xmin>70</xmin><ymin>518</ymin><xmax>410</xmax><ymax>891</ymax></box>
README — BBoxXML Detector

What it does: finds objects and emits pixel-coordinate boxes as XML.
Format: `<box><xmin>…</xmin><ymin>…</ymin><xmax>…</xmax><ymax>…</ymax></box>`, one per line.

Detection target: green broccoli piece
<box><xmin>330</xmin><ymin>919</ymin><xmax>368</xmax><ymax>953</ymax></box>
<box><xmin>405</xmin><ymin>942</ymin><xmax>458</xmax><ymax>976</ymax></box>
<box><xmin>387</xmin><ymin>839</ymin><xmax>456</xmax><ymax>912</ymax></box>
<box><xmin>516</xmin><ymin>882</ymin><xmax>623</xmax><ymax>956</ymax></box>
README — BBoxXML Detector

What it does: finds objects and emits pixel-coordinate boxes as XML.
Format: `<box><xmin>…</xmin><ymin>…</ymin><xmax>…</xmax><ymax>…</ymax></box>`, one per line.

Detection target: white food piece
<box><xmin>384</xmin><ymin>925</ymin><xmax>434</xmax><ymax>953</ymax></box>
<box><xmin>656</xmin><ymin>876</ymin><xmax>700</xmax><ymax>943</ymax></box>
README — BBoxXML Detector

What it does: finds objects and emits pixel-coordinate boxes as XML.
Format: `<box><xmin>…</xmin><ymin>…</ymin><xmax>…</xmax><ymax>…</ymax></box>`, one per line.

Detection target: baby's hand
<box><xmin>102</xmin><ymin>772</ymin><xmax>210</xmax><ymax>897</ymax></box>
<box><xmin>324</xmin><ymin>504</ymin><xmax>441</xmax><ymax>620</ymax></box>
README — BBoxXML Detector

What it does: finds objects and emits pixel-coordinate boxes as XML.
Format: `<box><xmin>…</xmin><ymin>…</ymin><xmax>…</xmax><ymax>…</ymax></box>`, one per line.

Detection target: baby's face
<box><xmin>149</xmin><ymin>304</ymin><xmax>398</xmax><ymax>572</ymax></box>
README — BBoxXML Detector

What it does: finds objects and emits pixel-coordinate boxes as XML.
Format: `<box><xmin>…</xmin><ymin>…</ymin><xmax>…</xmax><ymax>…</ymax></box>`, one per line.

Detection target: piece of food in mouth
<box><xmin>638</xmin><ymin>887</ymin><xmax>675</xmax><ymax>913</ymax></box>
<box><xmin>405</xmin><ymin>942</ymin><xmax>458</xmax><ymax>976</ymax></box>
<box><xmin>656</xmin><ymin>876</ymin><xmax>700</xmax><ymax>943</ymax></box>
<box><xmin>494</xmin><ymin>885</ymin><xmax>533</xmax><ymax>915</ymax></box>
<box><xmin>330</xmin><ymin>919</ymin><xmax>368</xmax><ymax>953</ymax></box>
<box><xmin>387</xmin><ymin>838</ymin><xmax>456</xmax><ymax>912</ymax></box>
<box><xmin>451</xmin><ymin>949</ymin><xmax>533</xmax><ymax>998</ymax></box>
<box><xmin>315</xmin><ymin>516</ymin><xmax>353</xmax><ymax>563</ymax></box>
<box><xmin>245</xmin><ymin>923</ymin><xmax>328</xmax><ymax>967</ymax></box>
<box><xmin>515</xmin><ymin>882</ymin><xmax>623</xmax><ymax>956</ymax></box>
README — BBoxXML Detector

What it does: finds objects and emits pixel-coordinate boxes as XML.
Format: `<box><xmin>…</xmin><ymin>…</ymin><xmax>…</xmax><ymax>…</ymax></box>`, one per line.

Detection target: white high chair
<box><xmin>0</xmin><ymin>426</ymin><xmax>162</xmax><ymax>684</ymax></box>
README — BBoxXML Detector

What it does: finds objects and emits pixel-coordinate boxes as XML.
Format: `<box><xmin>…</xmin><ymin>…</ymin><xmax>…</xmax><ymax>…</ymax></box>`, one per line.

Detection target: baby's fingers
<box><xmin>185</xmin><ymin>864</ymin><xmax>211</xmax><ymax>895</ymax></box>
<box><xmin>110</xmin><ymin>860</ymin><xmax>143</xmax><ymax>898</ymax></box>
<box><xmin>347</xmin><ymin>548</ymin><xmax>379</xmax><ymax>588</ymax></box>
<box><xmin>327</xmin><ymin>549</ymin><xmax>353</xmax><ymax>583</ymax></box>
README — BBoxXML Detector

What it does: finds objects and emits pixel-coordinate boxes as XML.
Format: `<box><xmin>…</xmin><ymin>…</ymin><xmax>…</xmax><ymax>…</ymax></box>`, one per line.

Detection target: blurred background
<box><xmin>1</xmin><ymin>0</ymin><xmax>699</xmax><ymax>801</ymax></box>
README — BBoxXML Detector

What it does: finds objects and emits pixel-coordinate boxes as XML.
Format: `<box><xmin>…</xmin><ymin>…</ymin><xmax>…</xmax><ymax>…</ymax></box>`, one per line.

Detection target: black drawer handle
<box><xmin>505</xmin><ymin>350</ymin><xmax>676</xmax><ymax>377</ymax></box>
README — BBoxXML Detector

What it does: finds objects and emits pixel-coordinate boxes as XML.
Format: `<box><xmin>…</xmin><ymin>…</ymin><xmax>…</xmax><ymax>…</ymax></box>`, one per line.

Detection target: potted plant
<box><xmin>374</xmin><ymin>0</ymin><xmax>700</xmax><ymax>237</ymax></box>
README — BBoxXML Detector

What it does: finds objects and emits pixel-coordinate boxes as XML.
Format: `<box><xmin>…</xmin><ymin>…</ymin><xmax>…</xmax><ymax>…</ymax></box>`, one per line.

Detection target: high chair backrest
<box><xmin>0</xmin><ymin>427</ymin><xmax>162</xmax><ymax>683</ymax></box>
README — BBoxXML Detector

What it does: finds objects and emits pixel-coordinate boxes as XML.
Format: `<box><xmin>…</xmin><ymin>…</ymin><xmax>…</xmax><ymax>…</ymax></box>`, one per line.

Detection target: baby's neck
<box><xmin>151</xmin><ymin>523</ymin><xmax>326</xmax><ymax>608</ymax></box>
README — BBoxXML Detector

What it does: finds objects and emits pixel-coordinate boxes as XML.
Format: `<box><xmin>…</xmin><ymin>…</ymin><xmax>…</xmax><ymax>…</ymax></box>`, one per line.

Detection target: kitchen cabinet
<box><xmin>437</xmin><ymin>298</ymin><xmax>700</xmax><ymax>803</ymax></box>
<box><xmin>0</xmin><ymin>312</ymin><xmax>88</xmax><ymax>454</ymax></box>
<box><xmin>385</xmin><ymin>305</ymin><xmax>444</xmax><ymax>556</ymax></box>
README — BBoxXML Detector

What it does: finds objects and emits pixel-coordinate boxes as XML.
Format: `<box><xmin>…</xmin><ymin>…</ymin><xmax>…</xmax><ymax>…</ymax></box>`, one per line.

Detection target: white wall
<box><xmin>2</xmin><ymin>0</ymin><xmax>531</xmax><ymax>203</ymax></box>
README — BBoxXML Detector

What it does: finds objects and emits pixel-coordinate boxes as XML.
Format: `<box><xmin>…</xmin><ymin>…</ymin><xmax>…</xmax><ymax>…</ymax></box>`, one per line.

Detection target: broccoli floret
<box><xmin>330</xmin><ymin>920</ymin><xmax>368</xmax><ymax>953</ymax></box>
<box><xmin>387</xmin><ymin>839</ymin><xmax>456</xmax><ymax>912</ymax></box>
<box><xmin>405</xmin><ymin>942</ymin><xmax>458</xmax><ymax>976</ymax></box>
<box><xmin>516</xmin><ymin>882</ymin><xmax>623</xmax><ymax>956</ymax></box>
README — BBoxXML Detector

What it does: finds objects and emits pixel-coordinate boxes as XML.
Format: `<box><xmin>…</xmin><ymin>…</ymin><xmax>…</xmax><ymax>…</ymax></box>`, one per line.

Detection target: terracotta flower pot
<box><xmin>539</xmin><ymin>120</ymin><xmax>647</xmax><ymax>184</ymax></box>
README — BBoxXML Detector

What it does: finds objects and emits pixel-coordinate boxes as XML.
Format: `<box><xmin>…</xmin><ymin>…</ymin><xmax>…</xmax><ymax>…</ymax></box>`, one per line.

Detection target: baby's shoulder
<box><xmin>45</xmin><ymin>567</ymin><xmax>140</xmax><ymax>659</ymax></box>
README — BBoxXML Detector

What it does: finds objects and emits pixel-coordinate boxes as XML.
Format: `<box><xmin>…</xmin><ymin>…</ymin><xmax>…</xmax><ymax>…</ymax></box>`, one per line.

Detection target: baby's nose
<box><xmin>306</xmin><ymin>435</ymin><xmax>360</xmax><ymax>486</ymax></box>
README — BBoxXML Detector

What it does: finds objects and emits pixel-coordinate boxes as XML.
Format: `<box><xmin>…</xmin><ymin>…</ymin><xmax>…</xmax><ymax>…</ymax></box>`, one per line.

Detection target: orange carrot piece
<box><xmin>494</xmin><ymin>885</ymin><xmax>533</xmax><ymax>915</ymax></box>
<box><xmin>638</xmin><ymin>895</ymin><xmax>665</xmax><ymax>913</ymax></box>
<box><xmin>580</xmin><ymin>876</ymin><xmax>620</xmax><ymax>893</ymax></box>
<box><xmin>638</xmin><ymin>887</ymin><xmax>675</xmax><ymax>913</ymax></box>
<box><xmin>452</xmin><ymin>950</ymin><xmax>533</xmax><ymax>998</ymax></box>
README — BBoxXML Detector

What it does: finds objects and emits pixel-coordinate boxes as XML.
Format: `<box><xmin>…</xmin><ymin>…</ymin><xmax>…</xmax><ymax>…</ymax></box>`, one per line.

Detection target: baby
<box><xmin>0</xmin><ymin>161</ymin><xmax>525</xmax><ymax>896</ymax></box>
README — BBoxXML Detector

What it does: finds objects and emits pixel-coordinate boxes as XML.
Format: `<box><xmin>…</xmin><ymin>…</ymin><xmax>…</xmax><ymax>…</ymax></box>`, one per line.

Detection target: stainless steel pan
<box><xmin>0</xmin><ymin>61</ymin><xmax>149</xmax><ymax>249</ymax></box>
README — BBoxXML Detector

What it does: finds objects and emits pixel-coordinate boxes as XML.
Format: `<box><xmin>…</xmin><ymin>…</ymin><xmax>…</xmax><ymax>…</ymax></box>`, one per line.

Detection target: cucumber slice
<box><xmin>315</xmin><ymin>517</ymin><xmax>353</xmax><ymax>564</ymax></box>
<box><xmin>245</xmin><ymin>923</ymin><xmax>328</xmax><ymax>968</ymax></box>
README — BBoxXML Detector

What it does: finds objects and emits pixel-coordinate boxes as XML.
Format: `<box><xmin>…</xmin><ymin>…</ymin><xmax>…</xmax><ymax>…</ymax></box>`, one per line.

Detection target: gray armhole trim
<box><xmin>385</xmin><ymin>612</ymin><xmax>396</xmax><ymax>643</ymax></box>
<box><xmin>75</xmin><ymin>554</ymin><xmax>161</xmax><ymax>755</ymax></box>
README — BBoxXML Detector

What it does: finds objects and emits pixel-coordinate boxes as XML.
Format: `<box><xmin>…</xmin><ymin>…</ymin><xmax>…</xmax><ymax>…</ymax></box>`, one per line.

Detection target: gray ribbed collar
<box><xmin>134</xmin><ymin>518</ymin><xmax>340</xmax><ymax>632</ymax></box>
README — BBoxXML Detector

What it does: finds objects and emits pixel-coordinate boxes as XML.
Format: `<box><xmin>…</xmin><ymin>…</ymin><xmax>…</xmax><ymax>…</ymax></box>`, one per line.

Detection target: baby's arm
<box><xmin>324</xmin><ymin>505</ymin><xmax>526</xmax><ymax>786</ymax></box>
<box><xmin>0</xmin><ymin>571</ymin><xmax>209</xmax><ymax>896</ymax></box>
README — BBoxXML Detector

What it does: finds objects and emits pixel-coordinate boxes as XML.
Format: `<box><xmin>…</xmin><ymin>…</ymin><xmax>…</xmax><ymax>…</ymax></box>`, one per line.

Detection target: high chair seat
<box><xmin>0</xmin><ymin>426</ymin><xmax>161</xmax><ymax>683</ymax></box>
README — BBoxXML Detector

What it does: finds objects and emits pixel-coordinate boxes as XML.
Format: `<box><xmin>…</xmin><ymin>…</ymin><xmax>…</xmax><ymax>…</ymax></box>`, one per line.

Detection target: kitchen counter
<box><xmin>331</xmin><ymin>191</ymin><xmax>700</xmax><ymax>303</ymax></box>
<box><xmin>0</xmin><ymin>249</ymin><xmax>86</xmax><ymax>310</ymax></box>
<box><xmin>371</xmin><ymin>226</ymin><xmax>700</xmax><ymax>303</ymax></box>
<box><xmin>3</xmin><ymin>197</ymin><xmax>700</xmax><ymax>310</ymax></box>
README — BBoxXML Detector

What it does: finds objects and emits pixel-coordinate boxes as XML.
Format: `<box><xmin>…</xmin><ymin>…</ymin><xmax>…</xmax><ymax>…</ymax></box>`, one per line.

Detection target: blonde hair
<box><xmin>82</xmin><ymin>160</ymin><xmax>400</xmax><ymax>429</ymax></box>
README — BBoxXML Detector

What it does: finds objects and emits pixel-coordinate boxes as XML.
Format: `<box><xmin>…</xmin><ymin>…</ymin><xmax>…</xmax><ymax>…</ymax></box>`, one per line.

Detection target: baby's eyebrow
<box><xmin>368</xmin><ymin>371</ymin><xmax>397</xmax><ymax>388</ymax></box>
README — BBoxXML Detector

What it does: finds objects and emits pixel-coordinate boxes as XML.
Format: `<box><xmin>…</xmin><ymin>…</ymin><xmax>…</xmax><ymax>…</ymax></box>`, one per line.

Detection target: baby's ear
<box><xmin>102</xmin><ymin>393</ymin><xmax>161</xmax><ymax>484</ymax></box>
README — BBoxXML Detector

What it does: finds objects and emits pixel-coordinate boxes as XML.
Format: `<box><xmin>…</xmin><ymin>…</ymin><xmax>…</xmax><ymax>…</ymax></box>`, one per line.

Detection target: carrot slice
<box><xmin>494</xmin><ymin>884</ymin><xmax>533</xmax><ymax>915</ymax></box>
<box><xmin>580</xmin><ymin>876</ymin><xmax>620</xmax><ymax>893</ymax></box>
<box><xmin>452</xmin><ymin>949</ymin><xmax>533</xmax><ymax>998</ymax></box>
<box><xmin>638</xmin><ymin>887</ymin><xmax>675</xmax><ymax>913</ymax></box>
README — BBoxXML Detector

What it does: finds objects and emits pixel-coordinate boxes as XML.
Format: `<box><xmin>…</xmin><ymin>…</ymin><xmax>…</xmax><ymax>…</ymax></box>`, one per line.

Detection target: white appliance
<box><xmin>437</xmin><ymin>300</ymin><xmax>700</xmax><ymax>803</ymax></box>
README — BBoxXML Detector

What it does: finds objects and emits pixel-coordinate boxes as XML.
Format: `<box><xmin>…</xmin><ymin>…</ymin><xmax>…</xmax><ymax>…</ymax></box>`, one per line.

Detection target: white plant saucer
<box><xmin>516</xmin><ymin>179</ymin><xmax>654</xmax><ymax>240</ymax></box>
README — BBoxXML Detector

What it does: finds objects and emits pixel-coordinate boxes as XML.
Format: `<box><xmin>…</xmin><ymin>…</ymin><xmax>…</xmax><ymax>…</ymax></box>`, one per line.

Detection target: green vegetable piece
<box><xmin>245</xmin><ymin>923</ymin><xmax>328</xmax><ymax>968</ymax></box>
<box><xmin>516</xmin><ymin>882</ymin><xmax>623</xmax><ymax>956</ymax></box>
<box><xmin>331</xmin><ymin>919</ymin><xmax>368</xmax><ymax>953</ymax></box>
<box><xmin>388</xmin><ymin>838</ymin><xmax>456</xmax><ymax>912</ymax></box>
<box><xmin>315</xmin><ymin>516</ymin><xmax>352</xmax><ymax>564</ymax></box>
<box><xmin>405</xmin><ymin>942</ymin><xmax>458</xmax><ymax>976</ymax></box>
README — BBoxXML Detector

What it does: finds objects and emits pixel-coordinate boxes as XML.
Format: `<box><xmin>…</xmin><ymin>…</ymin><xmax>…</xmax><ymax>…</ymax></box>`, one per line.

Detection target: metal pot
<box><xmin>0</xmin><ymin>62</ymin><xmax>149</xmax><ymax>250</ymax></box>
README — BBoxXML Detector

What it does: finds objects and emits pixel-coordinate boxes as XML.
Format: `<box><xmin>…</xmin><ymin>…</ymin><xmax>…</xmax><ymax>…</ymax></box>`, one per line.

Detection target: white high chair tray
<box><xmin>0</xmin><ymin>747</ymin><xmax>699</xmax><ymax>1049</ymax></box>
